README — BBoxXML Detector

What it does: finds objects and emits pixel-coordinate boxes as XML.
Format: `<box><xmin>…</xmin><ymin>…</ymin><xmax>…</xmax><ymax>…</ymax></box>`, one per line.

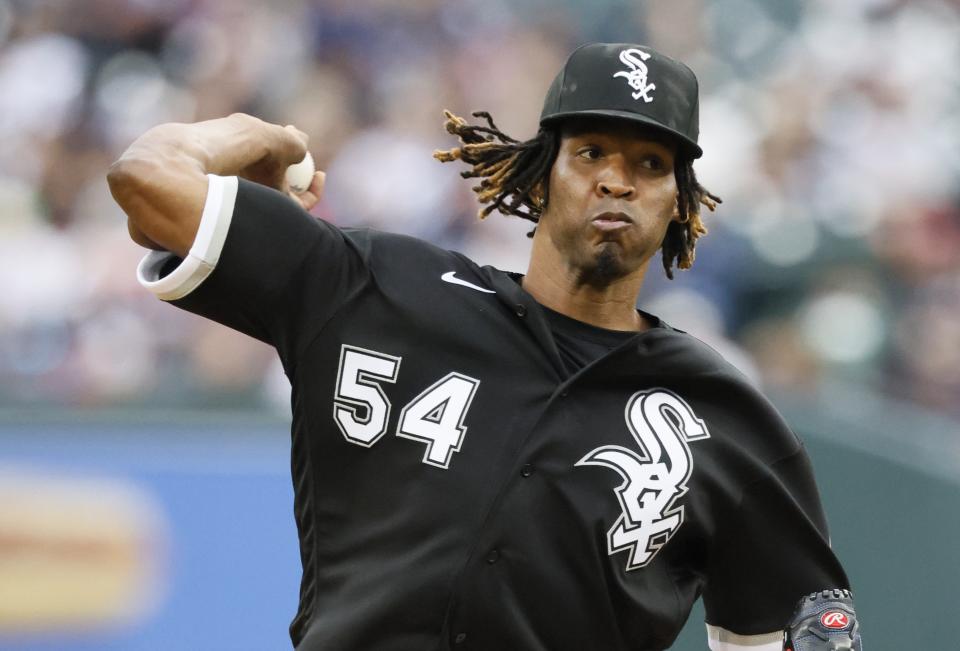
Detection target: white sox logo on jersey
<box><xmin>613</xmin><ymin>48</ymin><xmax>656</xmax><ymax>103</ymax></box>
<box><xmin>576</xmin><ymin>389</ymin><xmax>709</xmax><ymax>571</ymax></box>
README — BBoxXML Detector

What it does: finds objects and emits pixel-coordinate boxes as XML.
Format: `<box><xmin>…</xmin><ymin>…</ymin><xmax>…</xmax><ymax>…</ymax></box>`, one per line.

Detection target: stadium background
<box><xmin>1</xmin><ymin>0</ymin><xmax>958</xmax><ymax>648</ymax></box>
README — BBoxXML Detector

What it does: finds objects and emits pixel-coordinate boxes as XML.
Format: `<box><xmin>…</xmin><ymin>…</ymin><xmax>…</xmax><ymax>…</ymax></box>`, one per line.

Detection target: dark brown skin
<box><xmin>523</xmin><ymin>121</ymin><xmax>680</xmax><ymax>332</ymax></box>
<box><xmin>107</xmin><ymin>113</ymin><xmax>325</xmax><ymax>258</ymax></box>
<box><xmin>109</xmin><ymin>114</ymin><xmax>673</xmax><ymax>335</ymax></box>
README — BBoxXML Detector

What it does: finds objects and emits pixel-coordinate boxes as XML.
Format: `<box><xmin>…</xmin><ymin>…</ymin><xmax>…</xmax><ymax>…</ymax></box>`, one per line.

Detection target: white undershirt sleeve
<box><xmin>706</xmin><ymin>624</ymin><xmax>783</xmax><ymax>651</ymax></box>
<box><xmin>136</xmin><ymin>174</ymin><xmax>239</xmax><ymax>301</ymax></box>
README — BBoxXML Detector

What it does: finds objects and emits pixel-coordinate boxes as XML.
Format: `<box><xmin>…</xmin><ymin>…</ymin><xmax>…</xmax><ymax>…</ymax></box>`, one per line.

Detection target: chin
<box><xmin>596</xmin><ymin>245</ymin><xmax>624</xmax><ymax>274</ymax></box>
<box><xmin>580</xmin><ymin>245</ymin><xmax>630</xmax><ymax>286</ymax></box>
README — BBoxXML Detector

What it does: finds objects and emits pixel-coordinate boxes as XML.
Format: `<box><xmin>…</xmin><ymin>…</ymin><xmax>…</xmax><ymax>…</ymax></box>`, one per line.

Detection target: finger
<box><xmin>271</xmin><ymin>124</ymin><xmax>308</xmax><ymax>167</ymax></box>
<box><xmin>291</xmin><ymin>170</ymin><xmax>326</xmax><ymax>211</ymax></box>
<box><xmin>284</xmin><ymin>124</ymin><xmax>309</xmax><ymax>147</ymax></box>
<box><xmin>259</xmin><ymin>142</ymin><xmax>307</xmax><ymax>192</ymax></box>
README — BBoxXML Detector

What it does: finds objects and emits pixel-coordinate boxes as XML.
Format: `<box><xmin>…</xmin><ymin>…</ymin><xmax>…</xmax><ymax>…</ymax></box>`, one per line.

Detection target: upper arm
<box><xmin>702</xmin><ymin>447</ymin><xmax>849</xmax><ymax>637</ymax></box>
<box><xmin>138</xmin><ymin>175</ymin><xmax>368</xmax><ymax>368</ymax></box>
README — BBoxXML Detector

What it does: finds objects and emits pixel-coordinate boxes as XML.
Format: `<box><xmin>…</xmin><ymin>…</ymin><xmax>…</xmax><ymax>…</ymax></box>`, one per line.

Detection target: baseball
<box><xmin>285</xmin><ymin>150</ymin><xmax>315</xmax><ymax>194</ymax></box>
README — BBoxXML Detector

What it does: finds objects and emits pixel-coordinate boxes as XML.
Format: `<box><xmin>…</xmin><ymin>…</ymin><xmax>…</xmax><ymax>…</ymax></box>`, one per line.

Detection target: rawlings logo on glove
<box><xmin>784</xmin><ymin>589</ymin><xmax>862</xmax><ymax>651</ymax></box>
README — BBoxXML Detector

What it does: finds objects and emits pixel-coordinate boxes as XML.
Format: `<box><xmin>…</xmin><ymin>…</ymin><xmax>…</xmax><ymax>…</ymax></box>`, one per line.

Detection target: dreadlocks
<box><xmin>433</xmin><ymin>110</ymin><xmax>558</xmax><ymax>223</ymax></box>
<box><xmin>434</xmin><ymin>110</ymin><xmax>721</xmax><ymax>279</ymax></box>
<box><xmin>663</xmin><ymin>158</ymin><xmax>721</xmax><ymax>279</ymax></box>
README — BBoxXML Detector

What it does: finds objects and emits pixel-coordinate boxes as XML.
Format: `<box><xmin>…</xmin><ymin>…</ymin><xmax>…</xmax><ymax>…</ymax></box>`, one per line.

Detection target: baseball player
<box><xmin>108</xmin><ymin>43</ymin><xmax>862</xmax><ymax>651</ymax></box>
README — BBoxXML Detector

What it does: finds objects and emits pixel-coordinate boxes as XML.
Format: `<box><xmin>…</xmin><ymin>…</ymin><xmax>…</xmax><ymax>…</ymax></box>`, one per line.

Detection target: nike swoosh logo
<box><xmin>441</xmin><ymin>271</ymin><xmax>496</xmax><ymax>294</ymax></box>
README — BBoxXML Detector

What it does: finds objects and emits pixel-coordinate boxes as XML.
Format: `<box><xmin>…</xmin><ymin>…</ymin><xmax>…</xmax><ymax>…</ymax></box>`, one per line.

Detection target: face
<box><xmin>537</xmin><ymin>120</ymin><xmax>679</xmax><ymax>285</ymax></box>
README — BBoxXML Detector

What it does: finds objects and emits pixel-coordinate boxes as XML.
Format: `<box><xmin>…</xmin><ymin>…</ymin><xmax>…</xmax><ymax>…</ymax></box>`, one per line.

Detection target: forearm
<box><xmin>123</xmin><ymin>115</ymin><xmax>284</xmax><ymax>178</ymax></box>
<box><xmin>107</xmin><ymin>114</ymin><xmax>307</xmax><ymax>257</ymax></box>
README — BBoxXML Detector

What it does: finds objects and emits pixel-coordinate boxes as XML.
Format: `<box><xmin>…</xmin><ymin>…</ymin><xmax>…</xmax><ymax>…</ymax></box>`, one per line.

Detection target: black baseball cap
<box><xmin>540</xmin><ymin>43</ymin><xmax>703</xmax><ymax>158</ymax></box>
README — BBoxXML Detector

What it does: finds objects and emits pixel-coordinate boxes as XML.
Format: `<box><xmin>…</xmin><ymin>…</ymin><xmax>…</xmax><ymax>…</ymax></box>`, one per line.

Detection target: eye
<box><xmin>576</xmin><ymin>146</ymin><xmax>602</xmax><ymax>160</ymax></box>
<box><xmin>640</xmin><ymin>155</ymin><xmax>666</xmax><ymax>171</ymax></box>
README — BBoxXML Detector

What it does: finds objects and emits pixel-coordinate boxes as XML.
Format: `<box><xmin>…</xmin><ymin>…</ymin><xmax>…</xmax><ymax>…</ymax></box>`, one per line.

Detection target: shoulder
<box><xmin>340</xmin><ymin>227</ymin><xmax>459</xmax><ymax>258</ymax></box>
<box><xmin>340</xmin><ymin>227</ymin><xmax>481</xmax><ymax>274</ymax></box>
<box><xmin>641</xmin><ymin>326</ymin><xmax>802</xmax><ymax>459</ymax></box>
<box><xmin>641</xmin><ymin>322</ymin><xmax>753</xmax><ymax>385</ymax></box>
<box><xmin>335</xmin><ymin>228</ymin><xmax>496</xmax><ymax>299</ymax></box>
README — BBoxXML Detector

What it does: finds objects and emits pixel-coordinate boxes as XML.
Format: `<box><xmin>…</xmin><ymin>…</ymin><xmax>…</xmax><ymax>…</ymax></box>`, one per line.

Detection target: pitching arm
<box><xmin>107</xmin><ymin>113</ymin><xmax>319</xmax><ymax>257</ymax></box>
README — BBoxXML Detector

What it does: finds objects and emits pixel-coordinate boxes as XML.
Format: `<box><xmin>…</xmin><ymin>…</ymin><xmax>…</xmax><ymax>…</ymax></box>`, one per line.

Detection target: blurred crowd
<box><xmin>1</xmin><ymin>0</ymin><xmax>958</xmax><ymax>418</ymax></box>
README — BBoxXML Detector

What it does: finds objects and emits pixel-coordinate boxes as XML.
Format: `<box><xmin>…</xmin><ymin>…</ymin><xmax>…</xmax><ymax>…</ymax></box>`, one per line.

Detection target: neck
<box><xmin>522</xmin><ymin>238</ymin><xmax>652</xmax><ymax>332</ymax></box>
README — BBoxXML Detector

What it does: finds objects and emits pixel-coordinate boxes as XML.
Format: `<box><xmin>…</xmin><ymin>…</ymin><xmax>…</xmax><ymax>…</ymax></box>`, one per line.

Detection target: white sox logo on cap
<box><xmin>613</xmin><ymin>48</ymin><xmax>656</xmax><ymax>103</ymax></box>
<box><xmin>539</xmin><ymin>42</ymin><xmax>703</xmax><ymax>157</ymax></box>
<box><xmin>820</xmin><ymin>610</ymin><xmax>851</xmax><ymax>629</ymax></box>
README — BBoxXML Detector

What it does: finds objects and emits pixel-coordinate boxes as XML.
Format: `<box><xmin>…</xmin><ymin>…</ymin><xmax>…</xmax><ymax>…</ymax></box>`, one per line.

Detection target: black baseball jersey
<box><xmin>138</xmin><ymin>176</ymin><xmax>850</xmax><ymax>651</ymax></box>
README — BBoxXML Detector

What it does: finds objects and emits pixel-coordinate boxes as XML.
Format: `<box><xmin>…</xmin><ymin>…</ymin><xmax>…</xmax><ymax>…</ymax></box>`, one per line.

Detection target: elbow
<box><xmin>107</xmin><ymin>156</ymin><xmax>154</xmax><ymax>208</ymax></box>
<box><xmin>106</xmin><ymin>155</ymin><xmax>176</xmax><ymax>252</ymax></box>
<box><xmin>106</xmin><ymin>133</ymin><xmax>207</xmax><ymax>257</ymax></box>
<box><xmin>106</xmin><ymin>152</ymin><xmax>205</xmax><ymax>258</ymax></box>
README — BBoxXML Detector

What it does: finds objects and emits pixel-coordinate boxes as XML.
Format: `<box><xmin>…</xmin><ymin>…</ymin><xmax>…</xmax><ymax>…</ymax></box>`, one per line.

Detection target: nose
<box><xmin>596</xmin><ymin>170</ymin><xmax>635</xmax><ymax>199</ymax></box>
<box><xmin>598</xmin><ymin>181</ymin><xmax>634</xmax><ymax>198</ymax></box>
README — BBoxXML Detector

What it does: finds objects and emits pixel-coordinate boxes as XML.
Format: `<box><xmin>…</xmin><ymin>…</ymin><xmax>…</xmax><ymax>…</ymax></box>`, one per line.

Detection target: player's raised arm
<box><xmin>107</xmin><ymin>113</ymin><xmax>317</xmax><ymax>256</ymax></box>
<box><xmin>107</xmin><ymin>114</ymin><xmax>359</xmax><ymax>365</ymax></box>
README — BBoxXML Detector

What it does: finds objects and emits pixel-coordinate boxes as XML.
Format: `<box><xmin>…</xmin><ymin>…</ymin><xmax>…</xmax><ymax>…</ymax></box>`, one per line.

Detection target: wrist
<box><xmin>196</xmin><ymin>114</ymin><xmax>305</xmax><ymax>188</ymax></box>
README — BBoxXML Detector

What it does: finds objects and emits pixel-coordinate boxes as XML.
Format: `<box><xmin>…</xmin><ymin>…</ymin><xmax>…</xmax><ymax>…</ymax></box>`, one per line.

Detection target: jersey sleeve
<box><xmin>702</xmin><ymin>444</ymin><xmax>850</xmax><ymax>645</ymax></box>
<box><xmin>137</xmin><ymin>174</ymin><xmax>366</xmax><ymax>369</ymax></box>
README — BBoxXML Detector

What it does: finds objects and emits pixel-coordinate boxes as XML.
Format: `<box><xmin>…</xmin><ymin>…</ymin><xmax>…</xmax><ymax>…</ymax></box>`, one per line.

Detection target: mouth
<box><xmin>591</xmin><ymin>211</ymin><xmax>634</xmax><ymax>232</ymax></box>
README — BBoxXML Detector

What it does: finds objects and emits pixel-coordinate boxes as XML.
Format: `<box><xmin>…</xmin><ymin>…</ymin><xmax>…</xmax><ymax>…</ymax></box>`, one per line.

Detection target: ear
<box><xmin>671</xmin><ymin>194</ymin><xmax>682</xmax><ymax>223</ymax></box>
<box><xmin>530</xmin><ymin>181</ymin><xmax>546</xmax><ymax>209</ymax></box>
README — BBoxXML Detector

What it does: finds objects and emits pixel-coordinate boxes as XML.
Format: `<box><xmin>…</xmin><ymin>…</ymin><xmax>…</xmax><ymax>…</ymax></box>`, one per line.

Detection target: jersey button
<box><xmin>514</xmin><ymin>304</ymin><xmax>527</xmax><ymax>317</ymax></box>
<box><xmin>486</xmin><ymin>549</ymin><xmax>500</xmax><ymax>564</ymax></box>
<box><xmin>454</xmin><ymin>632</ymin><xmax>467</xmax><ymax>644</ymax></box>
<box><xmin>521</xmin><ymin>464</ymin><xmax>534</xmax><ymax>477</ymax></box>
